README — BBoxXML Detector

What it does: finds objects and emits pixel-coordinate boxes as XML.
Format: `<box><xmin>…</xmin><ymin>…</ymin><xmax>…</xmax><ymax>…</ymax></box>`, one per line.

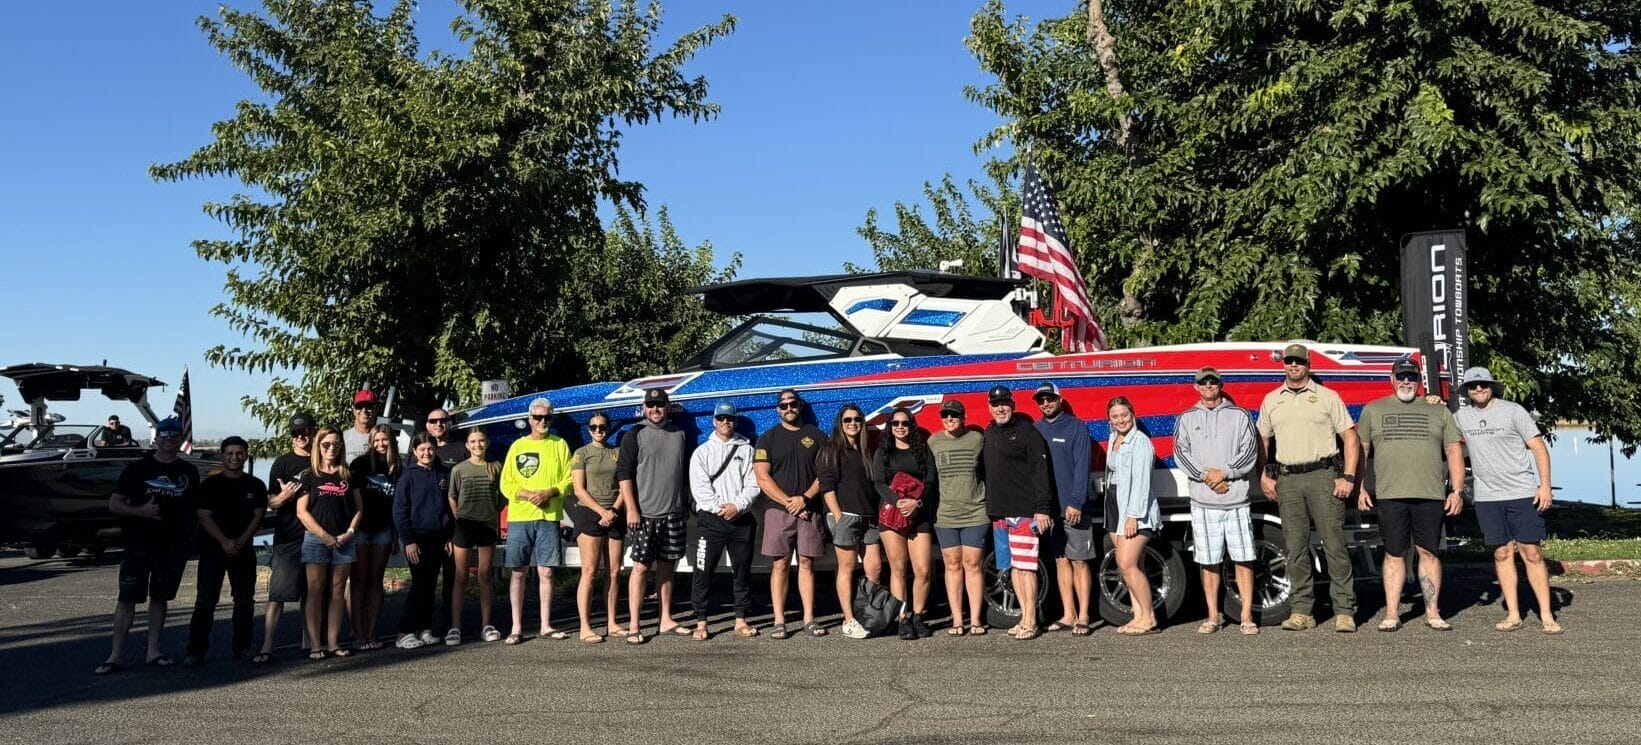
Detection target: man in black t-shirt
<box><xmin>425</xmin><ymin>407</ymin><xmax>468</xmax><ymax>469</ymax></box>
<box><xmin>95</xmin><ymin>417</ymin><xmax>200</xmax><ymax>674</ymax></box>
<box><xmin>255</xmin><ymin>411</ymin><xmax>316</xmax><ymax>663</ymax></box>
<box><xmin>753</xmin><ymin>389</ymin><xmax>827</xmax><ymax>639</ymax></box>
<box><xmin>184</xmin><ymin>436</ymin><xmax>267</xmax><ymax>665</ymax></box>
<box><xmin>97</xmin><ymin>415</ymin><xmax>135</xmax><ymax>447</ymax></box>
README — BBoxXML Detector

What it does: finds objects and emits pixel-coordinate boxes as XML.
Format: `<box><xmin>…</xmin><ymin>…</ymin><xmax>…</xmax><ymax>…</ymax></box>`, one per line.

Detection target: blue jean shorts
<box><xmin>505</xmin><ymin>520</ymin><xmax>562</xmax><ymax>568</ymax></box>
<box><xmin>935</xmin><ymin>524</ymin><xmax>989</xmax><ymax>550</ymax></box>
<box><xmin>355</xmin><ymin>527</ymin><xmax>396</xmax><ymax>548</ymax></box>
<box><xmin>301</xmin><ymin>533</ymin><xmax>358</xmax><ymax>565</ymax></box>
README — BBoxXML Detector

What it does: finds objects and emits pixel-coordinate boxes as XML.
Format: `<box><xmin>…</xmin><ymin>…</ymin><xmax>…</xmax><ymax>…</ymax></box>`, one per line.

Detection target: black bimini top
<box><xmin>0</xmin><ymin>363</ymin><xmax>165</xmax><ymax>404</ymax></box>
<box><xmin>691</xmin><ymin>271</ymin><xmax>1026</xmax><ymax>315</ymax></box>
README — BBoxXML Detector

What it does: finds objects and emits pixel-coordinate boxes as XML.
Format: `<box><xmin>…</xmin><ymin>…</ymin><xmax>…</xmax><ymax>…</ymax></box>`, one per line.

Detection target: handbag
<box><xmin>852</xmin><ymin>577</ymin><xmax>904</xmax><ymax>637</ymax></box>
<box><xmin>877</xmin><ymin>471</ymin><xmax>924</xmax><ymax>533</ymax></box>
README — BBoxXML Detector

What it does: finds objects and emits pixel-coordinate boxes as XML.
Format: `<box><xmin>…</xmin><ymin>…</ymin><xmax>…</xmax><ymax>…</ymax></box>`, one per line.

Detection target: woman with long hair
<box><xmin>817</xmin><ymin>404</ymin><xmax>884</xmax><ymax>640</ymax></box>
<box><xmin>569</xmin><ymin>412</ymin><xmax>626</xmax><ymax>643</ymax></box>
<box><xmin>1104</xmin><ymin>396</ymin><xmax>1162</xmax><ymax>635</ymax></box>
<box><xmin>449</xmin><ymin>427</ymin><xmax>503</xmax><ymax>643</ymax></box>
<box><xmin>296</xmin><ymin>426</ymin><xmax>364</xmax><ymax>659</ymax></box>
<box><xmin>347</xmin><ymin>424</ymin><xmax>399</xmax><ymax>650</ymax></box>
<box><xmin>873</xmin><ymin>407</ymin><xmax>938</xmax><ymax>640</ymax></box>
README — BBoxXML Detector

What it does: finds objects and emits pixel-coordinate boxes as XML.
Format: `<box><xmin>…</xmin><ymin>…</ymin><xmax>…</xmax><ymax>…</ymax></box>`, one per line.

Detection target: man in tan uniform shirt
<box><xmin>1257</xmin><ymin>343</ymin><xmax>1361</xmax><ymax>632</ymax></box>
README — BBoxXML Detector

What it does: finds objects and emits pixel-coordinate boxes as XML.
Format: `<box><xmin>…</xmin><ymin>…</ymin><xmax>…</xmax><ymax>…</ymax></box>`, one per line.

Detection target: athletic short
<box><xmin>505</xmin><ymin>520</ymin><xmax>562</xmax><ymax>567</ymax></box>
<box><xmin>355</xmin><ymin>527</ymin><xmax>396</xmax><ymax>548</ymax></box>
<box><xmin>1043</xmin><ymin>517</ymin><xmax>1099</xmax><ymax>562</ymax></box>
<box><xmin>761</xmin><ymin>507</ymin><xmax>825</xmax><ymax>559</ymax></box>
<box><xmin>1378</xmin><ymin>498</ymin><xmax>1444</xmax><ymax>556</ymax></box>
<box><xmin>117</xmin><ymin>548</ymin><xmax>186</xmax><ymax>603</ymax></box>
<box><xmin>452</xmin><ymin>518</ymin><xmax>499</xmax><ymax>549</ymax></box>
<box><xmin>935</xmin><ymin>524</ymin><xmax>988</xmax><ymax>550</ymax></box>
<box><xmin>567</xmin><ymin>502</ymin><xmax>626</xmax><ymax>540</ymax></box>
<box><xmin>630</xmin><ymin>513</ymin><xmax>688</xmax><ymax>564</ymax></box>
<box><xmin>267</xmin><ymin>540</ymin><xmax>306</xmax><ymax>602</ymax></box>
<box><xmin>1476</xmin><ymin>498</ymin><xmax>1546</xmax><ymax>547</ymax></box>
<box><xmin>1190</xmin><ymin>504</ymin><xmax>1255</xmax><ymax>565</ymax></box>
<box><xmin>301</xmin><ymin>533</ymin><xmax>357</xmax><ymax>565</ymax></box>
<box><xmin>992</xmin><ymin>517</ymin><xmax>1041</xmax><ymax>572</ymax></box>
<box><xmin>826</xmin><ymin>512</ymin><xmax>880</xmax><ymax>548</ymax></box>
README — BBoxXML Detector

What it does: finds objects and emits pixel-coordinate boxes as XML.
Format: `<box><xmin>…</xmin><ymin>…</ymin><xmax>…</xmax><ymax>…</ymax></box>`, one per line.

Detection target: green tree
<box><xmin>848</xmin><ymin>173</ymin><xmax>1014</xmax><ymax>277</ymax></box>
<box><xmin>152</xmin><ymin>0</ymin><xmax>735</xmax><ymax>429</ymax></box>
<box><xmin>865</xmin><ymin>0</ymin><xmax>1641</xmax><ymax>445</ymax></box>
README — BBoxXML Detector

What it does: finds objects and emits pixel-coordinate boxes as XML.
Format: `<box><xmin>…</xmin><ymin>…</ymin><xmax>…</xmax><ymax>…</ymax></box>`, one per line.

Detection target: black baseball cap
<box><xmin>1392</xmin><ymin>357</ymin><xmax>1420</xmax><ymax>376</ymax></box>
<box><xmin>643</xmin><ymin>388</ymin><xmax>670</xmax><ymax>406</ymax></box>
<box><xmin>289</xmin><ymin>412</ymin><xmax>317</xmax><ymax>432</ymax></box>
<box><xmin>939</xmin><ymin>400</ymin><xmax>965</xmax><ymax>416</ymax></box>
<box><xmin>1033</xmin><ymin>382</ymin><xmax>1060</xmax><ymax>400</ymax></box>
<box><xmin>987</xmin><ymin>385</ymin><xmax>1014</xmax><ymax>404</ymax></box>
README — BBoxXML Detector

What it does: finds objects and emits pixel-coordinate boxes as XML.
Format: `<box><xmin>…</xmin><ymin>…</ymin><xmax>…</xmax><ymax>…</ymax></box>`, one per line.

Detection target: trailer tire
<box><xmin>1095</xmin><ymin>534</ymin><xmax>1187</xmax><ymax>627</ymax></box>
<box><xmin>1220</xmin><ymin>522</ymin><xmax>1293</xmax><ymax>626</ymax></box>
<box><xmin>981</xmin><ymin>543</ymin><xmax>1053</xmax><ymax>630</ymax></box>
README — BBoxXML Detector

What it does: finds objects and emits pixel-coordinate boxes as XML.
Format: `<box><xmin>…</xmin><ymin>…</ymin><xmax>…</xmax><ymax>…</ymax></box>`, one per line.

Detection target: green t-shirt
<box><xmin>448</xmin><ymin>459</ymin><xmax>503</xmax><ymax>524</ymax></box>
<box><xmin>928</xmin><ymin>430</ymin><xmax>987</xmax><ymax>528</ymax></box>
<box><xmin>1356</xmin><ymin>395</ymin><xmax>1461</xmax><ymax>499</ymax></box>
<box><xmin>570</xmin><ymin>443</ymin><xmax>620</xmax><ymax>509</ymax></box>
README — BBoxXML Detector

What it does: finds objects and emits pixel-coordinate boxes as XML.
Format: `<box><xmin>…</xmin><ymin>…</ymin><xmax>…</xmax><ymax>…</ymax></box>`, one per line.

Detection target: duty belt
<box><xmin>1278</xmin><ymin>454</ymin><xmax>1342</xmax><ymax>476</ymax></box>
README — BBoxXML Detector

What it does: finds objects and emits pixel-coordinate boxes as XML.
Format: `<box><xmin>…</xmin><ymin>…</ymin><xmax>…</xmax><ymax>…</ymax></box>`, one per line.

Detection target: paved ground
<box><xmin>3</xmin><ymin>550</ymin><xmax>1640</xmax><ymax>745</ymax></box>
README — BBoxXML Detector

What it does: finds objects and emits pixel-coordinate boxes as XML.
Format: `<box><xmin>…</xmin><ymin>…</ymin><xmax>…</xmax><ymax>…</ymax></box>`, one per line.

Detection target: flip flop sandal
<box><xmin>307</xmin><ymin>650</ymin><xmax>329</xmax><ymax>661</ymax></box>
<box><xmin>1240</xmin><ymin>622</ymin><xmax>1260</xmax><ymax>636</ymax></box>
<box><xmin>145</xmin><ymin>655</ymin><xmax>176</xmax><ymax>667</ymax></box>
<box><xmin>625</xmin><ymin>632</ymin><xmax>647</xmax><ymax>645</ymax></box>
<box><xmin>1043</xmin><ymin>621</ymin><xmax>1071</xmax><ymax>632</ymax></box>
<box><xmin>692</xmin><ymin>627</ymin><xmax>710</xmax><ymax>641</ymax></box>
<box><xmin>544</xmin><ymin>630</ymin><xmax>572</xmax><ymax>640</ymax></box>
<box><xmin>504</xmin><ymin>634</ymin><xmax>523</xmax><ymax>646</ymax></box>
<box><xmin>331</xmin><ymin>648</ymin><xmax>352</xmax><ymax>658</ymax></box>
<box><xmin>580</xmin><ymin>633</ymin><xmax>605</xmax><ymax>644</ymax></box>
<box><xmin>1424</xmin><ymin>618</ymin><xmax>1453</xmax><ymax>631</ymax></box>
<box><xmin>1197</xmin><ymin>619</ymin><xmax>1223</xmax><ymax>635</ymax></box>
<box><xmin>969</xmin><ymin>625</ymin><xmax>988</xmax><ymax>636</ymax></box>
<box><xmin>1495</xmin><ymin>619</ymin><xmax>1524</xmax><ymax>632</ymax></box>
<box><xmin>806</xmin><ymin>623</ymin><xmax>828</xmax><ymax>637</ymax></box>
<box><xmin>1012</xmin><ymin>627</ymin><xmax>1040</xmax><ymax>641</ymax></box>
<box><xmin>769</xmin><ymin>625</ymin><xmax>790</xmax><ymax>640</ymax></box>
<box><xmin>252</xmin><ymin>652</ymin><xmax>273</xmax><ymax>664</ymax></box>
<box><xmin>1118</xmin><ymin>625</ymin><xmax>1160</xmax><ymax>636</ymax></box>
<box><xmin>606</xmin><ymin>628</ymin><xmax>631</xmax><ymax>638</ymax></box>
<box><xmin>1072</xmin><ymin>623</ymin><xmax>1092</xmax><ymax>637</ymax></box>
<box><xmin>1005</xmin><ymin>624</ymin><xmax>1023</xmax><ymax>636</ymax></box>
<box><xmin>1377</xmin><ymin>619</ymin><xmax>1402</xmax><ymax>632</ymax></box>
<box><xmin>1542</xmin><ymin>623</ymin><xmax>1565</xmax><ymax>635</ymax></box>
<box><xmin>946</xmin><ymin>626</ymin><xmax>967</xmax><ymax>636</ymax></box>
<box><xmin>734</xmin><ymin>626</ymin><xmax>760</xmax><ymax>638</ymax></box>
<box><xmin>93</xmin><ymin>662</ymin><xmax>123</xmax><ymax>675</ymax></box>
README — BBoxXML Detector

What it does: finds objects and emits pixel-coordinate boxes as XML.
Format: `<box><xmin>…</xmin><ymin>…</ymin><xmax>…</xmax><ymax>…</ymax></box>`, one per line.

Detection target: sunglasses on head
<box><xmin>841</xmin><ymin>416</ymin><xmax>864</xmax><ymax>424</ymax></box>
<box><xmin>1394</xmin><ymin>373</ymin><xmax>1420</xmax><ymax>382</ymax></box>
<box><xmin>777</xmin><ymin>401</ymin><xmax>801</xmax><ymax>411</ymax></box>
<box><xmin>1197</xmin><ymin>377</ymin><xmax>1222</xmax><ymax>386</ymax></box>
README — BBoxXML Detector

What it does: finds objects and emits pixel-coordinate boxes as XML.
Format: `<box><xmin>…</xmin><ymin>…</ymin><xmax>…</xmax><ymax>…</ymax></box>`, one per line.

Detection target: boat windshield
<box><xmin>704</xmin><ymin>313</ymin><xmax>864</xmax><ymax>368</ymax></box>
<box><xmin>10</xmin><ymin>425</ymin><xmax>101</xmax><ymax>451</ymax></box>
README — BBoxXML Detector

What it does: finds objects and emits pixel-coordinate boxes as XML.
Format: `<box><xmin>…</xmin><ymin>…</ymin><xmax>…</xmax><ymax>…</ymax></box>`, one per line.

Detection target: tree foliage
<box><xmin>864</xmin><ymin>0</ymin><xmax>1641</xmax><ymax>445</ymax></box>
<box><xmin>848</xmin><ymin>173</ymin><xmax>1014</xmax><ymax>277</ymax></box>
<box><xmin>153</xmin><ymin>0</ymin><xmax>736</xmax><ymax>430</ymax></box>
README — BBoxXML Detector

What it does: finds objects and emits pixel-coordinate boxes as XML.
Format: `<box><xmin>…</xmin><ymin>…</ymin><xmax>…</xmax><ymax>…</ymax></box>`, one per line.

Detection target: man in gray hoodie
<box><xmin>1173</xmin><ymin>367</ymin><xmax>1262</xmax><ymax>635</ymax></box>
<box><xmin>688</xmin><ymin>402</ymin><xmax>761</xmax><ymax>640</ymax></box>
<box><xmin>617</xmin><ymin>388</ymin><xmax>691</xmax><ymax>643</ymax></box>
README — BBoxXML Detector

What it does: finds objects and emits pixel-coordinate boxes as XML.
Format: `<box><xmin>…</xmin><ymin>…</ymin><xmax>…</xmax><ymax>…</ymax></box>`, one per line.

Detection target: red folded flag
<box><xmin>878</xmin><ymin>472</ymin><xmax>925</xmax><ymax>532</ymax></box>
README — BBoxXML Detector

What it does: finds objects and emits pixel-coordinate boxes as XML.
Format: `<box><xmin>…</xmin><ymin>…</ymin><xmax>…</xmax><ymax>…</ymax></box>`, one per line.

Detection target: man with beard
<box><xmin>253</xmin><ymin>412</ymin><xmax>317</xmax><ymax>662</ymax></box>
<box><xmin>753</xmin><ymin>389</ymin><xmax>827</xmax><ymax>638</ymax></box>
<box><xmin>1032</xmin><ymin>382</ymin><xmax>1094</xmax><ymax>636</ymax></box>
<box><xmin>982</xmin><ymin>385</ymin><xmax>1055</xmax><ymax>640</ymax></box>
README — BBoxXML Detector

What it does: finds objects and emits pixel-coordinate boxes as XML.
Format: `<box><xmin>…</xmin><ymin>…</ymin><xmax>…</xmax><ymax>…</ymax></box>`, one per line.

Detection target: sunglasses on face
<box><xmin>841</xmin><ymin>416</ymin><xmax>864</xmax><ymax>424</ymax></box>
<box><xmin>939</xmin><ymin>413</ymin><xmax>961</xmax><ymax>420</ymax></box>
<box><xmin>292</xmin><ymin>430</ymin><xmax>314</xmax><ymax>439</ymax></box>
<box><xmin>890</xmin><ymin>420</ymin><xmax>912</xmax><ymax>428</ymax></box>
<box><xmin>588</xmin><ymin>424</ymin><xmax>609</xmax><ymax>432</ymax></box>
<box><xmin>777</xmin><ymin>401</ymin><xmax>800</xmax><ymax>411</ymax></box>
<box><xmin>353</xmin><ymin>404</ymin><xmax>373</xmax><ymax>410</ymax></box>
<box><xmin>714</xmin><ymin>415</ymin><xmax>736</xmax><ymax>422</ymax></box>
<box><xmin>643</xmin><ymin>403</ymin><xmax>667</xmax><ymax>410</ymax></box>
<box><xmin>1465</xmin><ymin>382</ymin><xmax>1491</xmax><ymax>391</ymax></box>
<box><xmin>319</xmin><ymin>442</ymin><xmax>340</xmax><ymax>450</ymax></box>
<box><xmin>1394</xmin><ymin>373</ymin><xmax>1420</xmax><ymax>382</ymax></box>
<box><xmin>1197</xmin><ymin>378</ymin><xmax>1222</xmax><ymax>387</ymax></box>
<box><xmin>1034</xmin><ymin>396</ymin><xmax>1059</xmax><ymax>404</ymax></box>
<box><xmin>530</xmin><ymin>414</ymin><xmax>551</xmax><ymax>422</ymax></box>
<box><xmin>1282</xmin><ymin>357</ymin><xmax>1309</xmax><ymax>366</ymax></box>
<box><xmin>426</xmin><ymin>417</ymin><xmax>448</xmax><ymax>425</ymax></box>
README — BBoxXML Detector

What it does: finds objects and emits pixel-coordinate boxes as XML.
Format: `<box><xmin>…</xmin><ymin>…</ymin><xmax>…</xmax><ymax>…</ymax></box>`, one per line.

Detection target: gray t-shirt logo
<box><xmin>515</xmin><ymin>453</ymin><xmax>540</xmax><ymax>478</ymax></box>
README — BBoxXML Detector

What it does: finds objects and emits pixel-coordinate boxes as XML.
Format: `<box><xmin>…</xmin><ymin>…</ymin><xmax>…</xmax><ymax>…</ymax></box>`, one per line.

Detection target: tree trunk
<box><xmin>1088</xmin><ymin>0</ymin><xmax>1147</xmax><ymax>330</ymax></box>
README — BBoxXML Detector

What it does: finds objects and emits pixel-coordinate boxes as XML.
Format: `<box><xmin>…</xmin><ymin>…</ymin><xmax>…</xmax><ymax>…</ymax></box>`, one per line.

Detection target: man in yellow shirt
<box><xmin>499</xmin><ymin>398</ymin><xmax>572</xmax><ymax>644</ymax></box>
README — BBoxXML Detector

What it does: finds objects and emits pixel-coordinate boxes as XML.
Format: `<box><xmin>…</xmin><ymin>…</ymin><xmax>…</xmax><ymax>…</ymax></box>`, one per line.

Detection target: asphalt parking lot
<box><xmin>3</xmin><ymin>550</ymin><xmax>1640</xmax><ymax>745</ymax></box>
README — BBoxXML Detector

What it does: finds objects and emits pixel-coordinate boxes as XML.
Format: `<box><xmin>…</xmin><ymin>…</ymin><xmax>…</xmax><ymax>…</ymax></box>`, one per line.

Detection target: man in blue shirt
<box><xmin>1033</xmin><ymin>382</ymin><xmax>1094</xmax><ymax>636</ymax></box>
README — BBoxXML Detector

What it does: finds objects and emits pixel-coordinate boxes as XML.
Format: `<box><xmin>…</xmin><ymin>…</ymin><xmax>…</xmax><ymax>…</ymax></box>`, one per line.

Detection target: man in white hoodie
<box><xmin>689</xmin><ymin>402</ymin><xmax>761</xmax><ymax>640</ymax></box>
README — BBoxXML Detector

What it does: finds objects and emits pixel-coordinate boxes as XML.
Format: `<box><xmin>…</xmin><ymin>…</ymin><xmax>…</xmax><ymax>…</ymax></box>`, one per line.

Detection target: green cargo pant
<box><xmin>1277</xmin><ymin>469</ymin><xmax>1356</xmax><ymax>618</ymax></box>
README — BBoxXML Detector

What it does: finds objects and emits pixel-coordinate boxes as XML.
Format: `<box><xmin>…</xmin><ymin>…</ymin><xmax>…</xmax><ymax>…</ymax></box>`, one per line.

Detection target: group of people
<box><xmin>93</xmin><ymin>343</ymin><xmax>1560</xmax><ymax>673</ymax></box>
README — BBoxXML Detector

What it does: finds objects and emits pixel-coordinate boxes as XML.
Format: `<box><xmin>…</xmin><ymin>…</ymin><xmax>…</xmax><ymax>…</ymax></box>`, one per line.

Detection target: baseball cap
<box><xmin>1033</xmin><ymin>382</ymin><xmax>1060</xmax><ymax>400</ymax></box>
<box><xmin>155</xmin><ymin>417</ymin><xmax>184</xmax><ymax>436</ymax></box>
<box><xmin>1392</xmin><ymin>357</ymin><xmax>1420</xmax><ymax>376</ymax></box>
<box><xmin>1282</xmin><ymin>343</ymin><xmax>1310</xmax><ymax>363</ymax></box>
<box><xmin>939</xmin><ymin>400</ymin><xmax>965</xmax><ymax>416</ymax></box>
<box><xmin>987</xmin><ymin>385</ymin><xmax>1014</xmax><ymax>404</ymax></box>
<box><xmin>289</xmin><ymin>411</ymin><xmax>317</xmax><ymax>432</ymax></box>
<box><xmin>713</xmin><ymin>401</ymin><xmax>737</xmax><ymax>417</ymax></box>
<box><xmin>353</xmin><ymin>389</ymin><xmax>377</xmax><ymax>405</ymax></box>
<box><xmin>643</xmin><ymin>388</ymin><xmax>670</xmax><ymax>406</ymax></box>
<box><xmin>1195</xmin><ymin>366</ymin><xmax>1221</xmax><ymax>383</ymax></box>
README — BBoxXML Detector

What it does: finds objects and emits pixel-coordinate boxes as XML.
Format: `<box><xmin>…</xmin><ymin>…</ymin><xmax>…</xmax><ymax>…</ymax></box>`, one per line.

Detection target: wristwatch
<box><xmin>1340</xmin><ymin>473</ymin><xmax>1358</xmax><ymax>485</ymax></box>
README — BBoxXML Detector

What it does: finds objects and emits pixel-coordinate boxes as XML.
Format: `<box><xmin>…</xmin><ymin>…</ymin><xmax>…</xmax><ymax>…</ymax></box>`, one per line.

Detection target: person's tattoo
<box><xmin>1419</xmin><ymin>573</ymin><xmax>1439</xmax><ymax>607</ymax></box>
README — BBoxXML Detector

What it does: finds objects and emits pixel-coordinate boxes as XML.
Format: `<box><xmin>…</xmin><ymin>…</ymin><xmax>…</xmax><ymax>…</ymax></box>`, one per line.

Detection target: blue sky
<box><xmin>0</xmin><ymin>0</ymin><xmax>1063</xmax><ymax>437</ymax></box>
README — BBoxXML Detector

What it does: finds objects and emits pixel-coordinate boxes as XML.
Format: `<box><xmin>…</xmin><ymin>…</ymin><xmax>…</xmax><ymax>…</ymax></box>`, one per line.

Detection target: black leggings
<box><xmin>397</xmin><ymin>548</ymin><xmax>454</xmax><ymax>635</ymax></box>
<box><xmin>691</xmin><ymin>511</ymin><xmax>756</xmax><ymax>620</ymax></box>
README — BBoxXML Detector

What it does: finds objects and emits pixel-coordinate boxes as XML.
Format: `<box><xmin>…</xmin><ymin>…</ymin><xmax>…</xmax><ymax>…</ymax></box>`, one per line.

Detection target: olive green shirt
<box><xmin>448</xmin><ymin>460</ymin><xmax>504</xmax><ymax>524</ymax></box>
<box><xmin>570</xmin><ymin>443</ymin><xmax>620</xmax><ymax>509</ymax></box>
<box><xmin>928</xmin><ymin>430</ymin><xmax>987</xmax><ymax>528</ymax></box>
<box><xmin>1257</xmin><ymin>379</ymin><xmax>1354</xmax><ymax>465</ymax></box>
<box><xmin>1356</xmin><ymin>395</ymin><xmax>1461</xmax><ymax>499</ymax></box>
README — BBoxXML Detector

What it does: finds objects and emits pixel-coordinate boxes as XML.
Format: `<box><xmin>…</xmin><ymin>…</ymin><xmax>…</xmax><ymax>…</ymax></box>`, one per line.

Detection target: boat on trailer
<box><xmin>459</xmin><ymin>271</ymin><xmax>1426</xmax><ymax>627</ymax></box>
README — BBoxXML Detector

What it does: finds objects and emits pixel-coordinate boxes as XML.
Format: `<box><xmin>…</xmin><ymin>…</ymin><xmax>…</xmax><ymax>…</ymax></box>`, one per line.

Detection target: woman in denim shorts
<box><xmin>297</xmin><ymin>426</ymin><xmax>364</xmax><ymax>660</ymax></box>
<box><xmin>348</xmin><ymin>424</ymin><xmax>401</xmax><ymax>650</ymax></box>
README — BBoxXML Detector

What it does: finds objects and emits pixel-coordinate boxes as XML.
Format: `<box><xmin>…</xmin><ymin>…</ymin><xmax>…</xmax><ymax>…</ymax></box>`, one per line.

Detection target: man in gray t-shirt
<box><xmin>1452</xmin><ymin>367</ymin><xmax>1559</xmax><ymax>634</ymax></box>
<box><xmin>615</xmin><ymin>388</ymin><xmax>691</xmax><ymax>642</ymax></box>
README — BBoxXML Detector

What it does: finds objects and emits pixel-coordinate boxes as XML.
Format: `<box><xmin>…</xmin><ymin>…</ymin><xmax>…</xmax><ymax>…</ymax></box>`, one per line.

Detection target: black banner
<box><xmin>1400</xmin><ymin>230</ymin><xmax>1470</xmax><ymax>410</ymax></box>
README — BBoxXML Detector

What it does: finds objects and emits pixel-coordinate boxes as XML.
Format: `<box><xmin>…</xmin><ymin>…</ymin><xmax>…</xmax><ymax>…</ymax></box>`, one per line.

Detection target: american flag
<box><xmin>1017</xmin><ymin>163</ymin><xmax>1108</xmax><ymax>351</ymax></box>
<box><xmin>173</xmin><ymin>369</ymin><xmax>193</xmax><ymax>454</ymax></box>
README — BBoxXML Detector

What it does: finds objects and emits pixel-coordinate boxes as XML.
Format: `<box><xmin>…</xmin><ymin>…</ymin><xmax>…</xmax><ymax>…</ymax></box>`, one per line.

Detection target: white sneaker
<box><xmin>444</xmin><ymin>628</ymin><xmax>462</xmax><ymax>646</ymax></box>
<box><xmin>418</xmin><ymin>630</ymin><xmax>438</xmax><ymax>645</ymax></box>
<box><xmin>841</xmin><ymin>620</ymin><xmax>868</xmax><ymax>639</ymax></box>
<box><xmin>481</xmin><ymin>625</ymin><xmax>501</xmax><ymax>643</ymax></box>
<box><xmin>395</xmin><ymin>633</ymin><xmax>425</xmax><ymax>650</ymax></box>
